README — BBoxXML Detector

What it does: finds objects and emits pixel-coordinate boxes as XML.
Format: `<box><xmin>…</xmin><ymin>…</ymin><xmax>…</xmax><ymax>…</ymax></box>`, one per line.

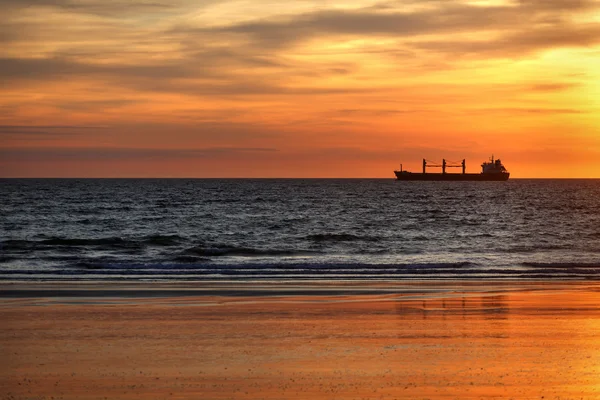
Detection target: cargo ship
<box><xmin>394</xmin><ymin>156</ymin><xmax>510</xmax><ymax>181</ymax></box>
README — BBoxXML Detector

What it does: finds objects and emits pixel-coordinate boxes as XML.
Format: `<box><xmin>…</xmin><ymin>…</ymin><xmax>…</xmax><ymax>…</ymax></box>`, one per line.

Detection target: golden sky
<box><xmin>1</xmin><ymin>0</ymin><xmax>599</xmax><ymax>177</ymax></box>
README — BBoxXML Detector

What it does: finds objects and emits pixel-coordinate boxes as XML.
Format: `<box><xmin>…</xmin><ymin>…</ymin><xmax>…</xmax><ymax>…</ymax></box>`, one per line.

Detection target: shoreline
<box><xmin>1</xmin><ymin>280</ymin><xmax>598</xmax><ymax>305</ymax></box>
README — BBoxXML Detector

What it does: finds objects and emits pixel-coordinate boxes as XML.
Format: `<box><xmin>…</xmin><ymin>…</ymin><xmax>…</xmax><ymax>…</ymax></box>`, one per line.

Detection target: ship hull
<box><xmin>394</xmin><ymin>172</ymin><xmax>510</xmax><ymax>181</ymax></box>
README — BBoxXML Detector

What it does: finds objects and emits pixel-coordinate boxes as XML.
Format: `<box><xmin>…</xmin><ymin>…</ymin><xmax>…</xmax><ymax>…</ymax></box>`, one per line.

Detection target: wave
<box><xmin>0</xmin><ymin>239</ymin><xmax>35</xmax><ymax>251</ymax></box>
<box><xmin>307</xmin><ymin>233</ymin><xmax>379</xmax><ymax>242</ymax></box>
<box><xmin>520</xmin><ymin>262</ymin><xmax>600</xmax><ymax>269</ymax></box>
<box><xmin>1</xmin><ymin>261</ymin><xmax>476</xmax><ymax>273</ymax></box>
<box><xmin>171</xmin><ymin>255</ymin><xmax>213</xmax><ymax>263</ymax></box>
<box><xmin>39</xmin><ymin>237</ymin><xmax>134</xmax><ymax>247</ymax></box>
<box><xmin>193</xmin><ymin>261</ymin><xmax>476</xmax><ymax>271</ymax></box>
<box><xmin>182</xmin><ymin>245</ymin><xmax>313</xmax><ymax>257</ymax></box>
<box><xmin>499</xmin><ymin>244</ymin><xmax>573</xmax><ymax>253</ymax></box>
<box><xmin>70</xmin><ymin>262</ymin><xmax>212</xmax><ymax>270</ymax></box>
<box><xmin>1</xmin><ymin>235</ymin><xmax>186</xmax><ymax>251</ymax></box>
<box><xmin>142</xmin><ymin>234</ymin><xmax>185</xmax><ymax>246</ymax></box>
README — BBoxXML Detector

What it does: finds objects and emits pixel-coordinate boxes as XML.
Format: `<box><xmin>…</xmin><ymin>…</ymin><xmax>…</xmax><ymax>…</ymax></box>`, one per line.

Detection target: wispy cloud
<box><xmin>471</xmin><ymin>107</ymin><xmax>583</xmax><ymax>115</ymax></box>
<box><xmin>0</xmin><ymin>0</ymin><xmax>183</xmax><ymax>16</ymax></box>
<box><xmin>528</xmin><ymin>83</ymin><xmax>579</xmax><ymax>92</ymax></box>
<box><xmin>0</xmin><ymin>125</ymin><xmax>109</xmax><ymax>139</ymax></box>
<box><xmin>0</xmin><ymin>146</ymin><xmax>277</xmax><ymax>161</ymax></box>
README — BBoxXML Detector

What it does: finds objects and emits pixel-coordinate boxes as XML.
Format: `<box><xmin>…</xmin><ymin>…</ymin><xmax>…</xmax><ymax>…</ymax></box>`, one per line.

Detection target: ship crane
<box><xmin>422</xmin><ymin>159</ymin><xmax>467</xmax><ymax>174</ymax></box>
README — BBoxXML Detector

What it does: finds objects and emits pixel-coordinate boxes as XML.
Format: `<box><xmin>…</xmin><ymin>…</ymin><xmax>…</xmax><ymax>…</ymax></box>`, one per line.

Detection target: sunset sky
<box><xmin>1</xmin><ymin>0</ymin><xmax>599</xmax><ymax>177</ymax></box>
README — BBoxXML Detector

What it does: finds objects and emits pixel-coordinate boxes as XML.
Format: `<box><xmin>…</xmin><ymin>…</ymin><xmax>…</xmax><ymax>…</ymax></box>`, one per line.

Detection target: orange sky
<box><xmin>1</xmin><ymin>0</ymin><xmax>599</xmax><ymax>177</ymax></box>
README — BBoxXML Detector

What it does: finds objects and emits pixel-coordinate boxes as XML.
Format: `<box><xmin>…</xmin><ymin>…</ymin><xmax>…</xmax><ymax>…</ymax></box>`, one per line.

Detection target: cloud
<box><xmin>0</xmin><ymin>146</ymin><xmax>278</xmax><ymax>161</ymax></box>
<box><xmin>0</xmin><ymin>0</ymin><xmax>183</xmax><ymax>16</ymax></box>
<box><xmin>195</xmin><ymin>1</ymin><xmax>600</xmax><ymax>55</ymax></box>
<box><xmin>2</xmin><ymin>0</ymin><xmax>598</xmax><ymax>101</ymax></box>
<box><xmin>0</xmin><ymin>57</ymin><xmax>201</xmax><ymax>83</ymax></box>
<box><xmin>54</xmin><ymin>99</ymin><xmax>139</xmax><ymax>111</ymax></box>
<box><xmin>411</xmin><ymin>23</ymin><xmax>600</xmax><ymax>58</ymax></box>
<box><xmin>334</xmin><ymin>108</ymin><xmax>420</xmax><ymax>116</ymax></box>
<box><xmin>470</xmin><ymin>107</ymin><xmax>583</xmax><ymax>115</ymax></box>
<box><xmin>516</xmin><ymin>0</ymin><xmax>598</xmax><ymax>11</ymax></box>
<box><xmin>187</xmin><ymin>5</ymin><xmax>514</xmax><ymax>50</ymax></box>
<box><xmin>0</xmin><ymin>124</ymin><xmax>108</xmax><ymax>130</ymax></box>
<box><xmin>0</xmin><ymin>125</ymin><xmax>109</xmax><ymax>140</ymax></box>
<box><xmin>0</xmin><ymin>55</ymin><xmax>369</xmax><ymax>97</ymax></box>
<box><xmin>528</xmin><ymin>83</ymin><xmax>578</xmax><ymax>92</ymax></box>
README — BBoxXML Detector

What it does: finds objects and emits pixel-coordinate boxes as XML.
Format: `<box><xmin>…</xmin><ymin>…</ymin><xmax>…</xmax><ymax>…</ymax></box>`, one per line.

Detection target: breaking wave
<box><xmin>3</xmin><ymin>261</ymin><xmax>600</xmax><ymax>281</ymax></box>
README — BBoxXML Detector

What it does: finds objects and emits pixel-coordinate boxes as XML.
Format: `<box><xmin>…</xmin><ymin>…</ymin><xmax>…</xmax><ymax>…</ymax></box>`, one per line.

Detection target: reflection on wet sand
<box><xmin>1</xmin><ymin>283</ymin><xmax>600</xmax><ymax>399</ymax></box>
<box><xmin>395</xmin><ymin>294</ymin><xmax>509</xmax><ymax>318</ymax></box>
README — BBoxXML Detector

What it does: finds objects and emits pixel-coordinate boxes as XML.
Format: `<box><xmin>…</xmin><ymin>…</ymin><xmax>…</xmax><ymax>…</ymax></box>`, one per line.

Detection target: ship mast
<box><xmin>422</xmin><ymin>159</ymin><xmax>465</xmax><ymax>174</ymax></box>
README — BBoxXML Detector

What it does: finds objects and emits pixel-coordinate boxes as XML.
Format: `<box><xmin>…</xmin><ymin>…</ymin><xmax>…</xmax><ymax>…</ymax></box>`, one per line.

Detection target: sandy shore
<box><xmin>2</xmin><ymin>281</ymin><xmax>600</xmax><ymax>399</ymax></box>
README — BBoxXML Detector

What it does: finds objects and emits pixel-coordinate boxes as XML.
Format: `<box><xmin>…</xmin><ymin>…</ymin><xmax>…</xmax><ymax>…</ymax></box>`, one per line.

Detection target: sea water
<box><xmin>1</xmin><ymin>178</ymin><xmax>599</xmax><ymax>281</ymax></box>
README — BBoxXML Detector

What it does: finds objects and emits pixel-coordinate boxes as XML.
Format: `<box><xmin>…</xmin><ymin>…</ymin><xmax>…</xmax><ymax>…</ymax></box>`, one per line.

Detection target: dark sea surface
<box><xmin>1</xmin><ymin>179</ymin><xmax>600</xmax><ymax>282</ymax></box>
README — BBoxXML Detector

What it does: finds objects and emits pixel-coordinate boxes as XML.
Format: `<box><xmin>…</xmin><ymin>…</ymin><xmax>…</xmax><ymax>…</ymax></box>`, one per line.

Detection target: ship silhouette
<box><xmin>394</xmin><ymin>156</ymin><xmax>510</xmax><ymax>181</ymax></box>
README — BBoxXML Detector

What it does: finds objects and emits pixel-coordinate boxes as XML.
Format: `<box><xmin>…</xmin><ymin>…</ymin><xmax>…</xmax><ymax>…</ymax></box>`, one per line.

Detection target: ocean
<box><xmin>1</xmin><ymin>178</ymin><xmax>599</xmax><ymax>282</ymax></box>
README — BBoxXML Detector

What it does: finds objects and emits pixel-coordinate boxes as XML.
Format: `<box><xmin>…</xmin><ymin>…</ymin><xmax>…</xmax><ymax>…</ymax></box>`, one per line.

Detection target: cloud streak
<box><xmin>0</xmin><ymin>125</ymin><xmax>110</xmax><ymax>140</ymax></box>
<box><xmin>196</xmin><ymin>1</ymin><xmax>600</xmax><ymax>56</ymax></box>
<box><xmin>0</xmin><ymin>147</ymin><xmax>277</xmax><ymax>161</ymax></box>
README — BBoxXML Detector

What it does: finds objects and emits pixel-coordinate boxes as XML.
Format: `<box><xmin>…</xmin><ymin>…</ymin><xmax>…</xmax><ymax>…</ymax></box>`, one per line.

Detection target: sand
<box><xmin>1</xmin><ymin>281</ymin><xmax>600</xmax><ymax>399</ymax></box>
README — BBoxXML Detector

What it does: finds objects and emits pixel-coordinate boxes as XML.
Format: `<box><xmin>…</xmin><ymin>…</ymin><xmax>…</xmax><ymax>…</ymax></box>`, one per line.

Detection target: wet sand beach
<box><xmin>2</xmin><ymin>282</ymin><xmax>600</xmax><ymax>399</ymax></box>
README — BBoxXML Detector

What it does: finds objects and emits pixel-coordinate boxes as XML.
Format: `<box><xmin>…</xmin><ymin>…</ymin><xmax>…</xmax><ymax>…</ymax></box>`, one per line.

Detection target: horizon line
<box><xmin>2</xmin><ymin>177</ymin><xmax>600</xmax><ymax>180</ymax></box>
